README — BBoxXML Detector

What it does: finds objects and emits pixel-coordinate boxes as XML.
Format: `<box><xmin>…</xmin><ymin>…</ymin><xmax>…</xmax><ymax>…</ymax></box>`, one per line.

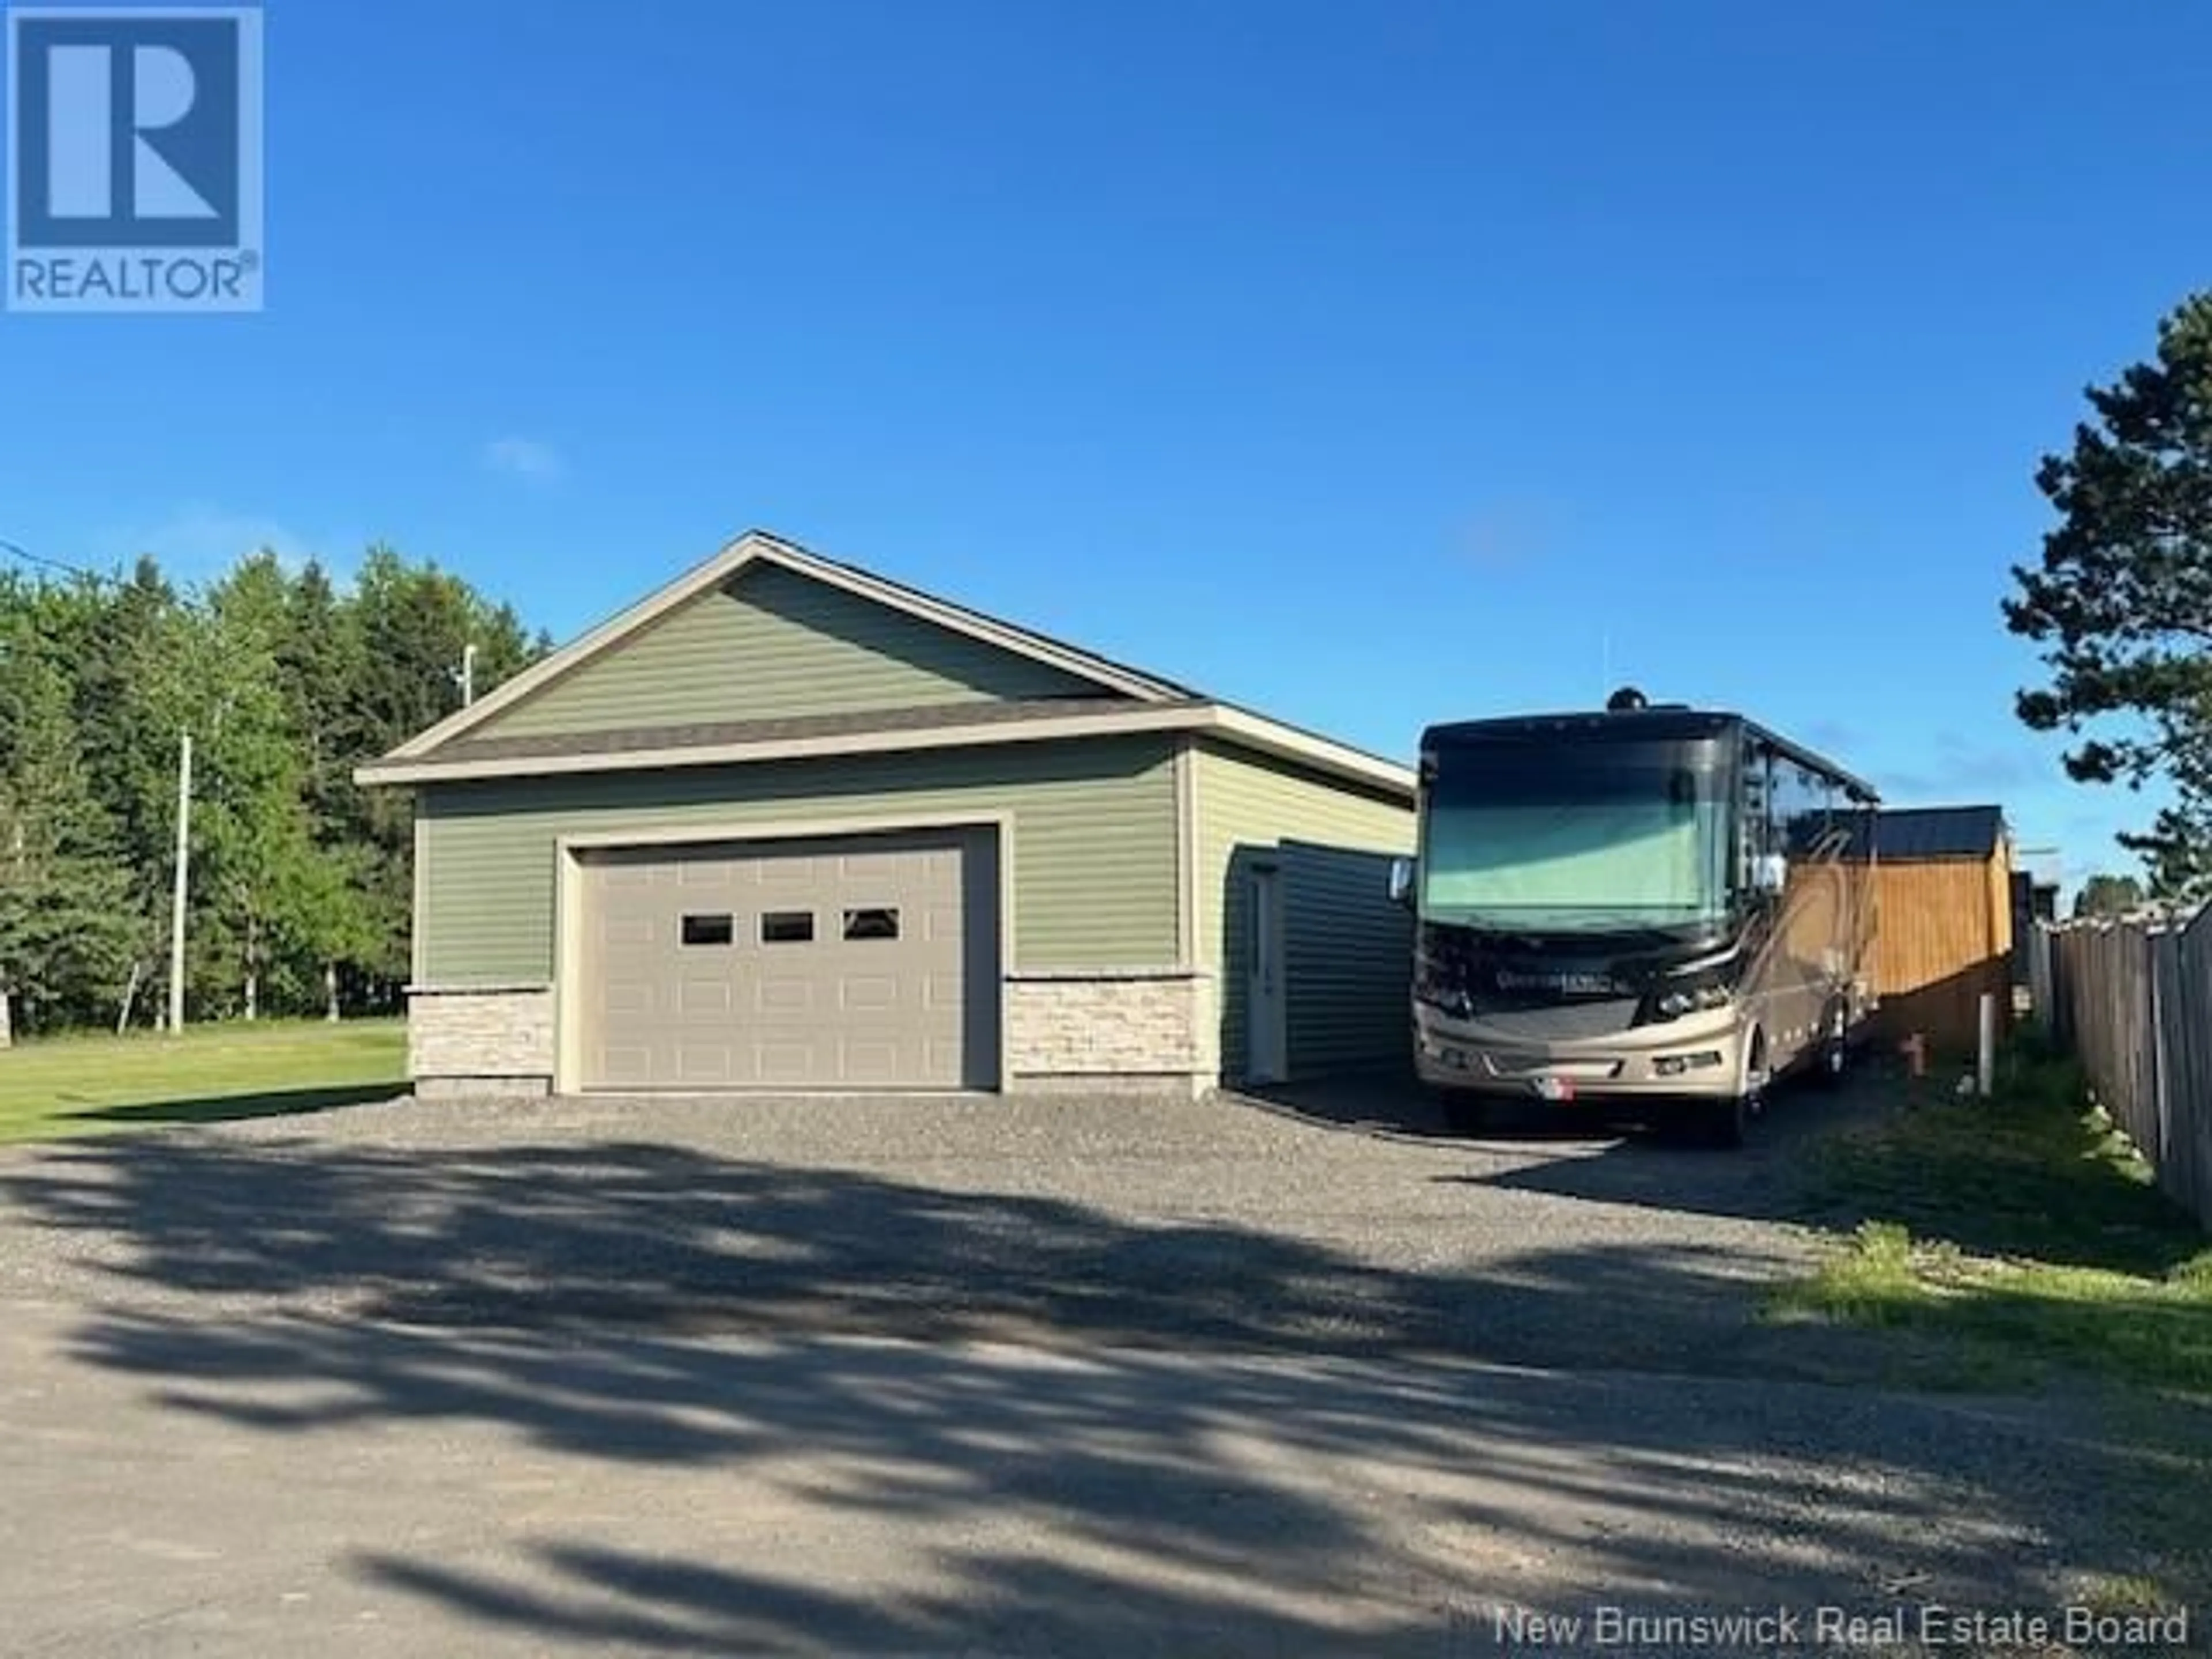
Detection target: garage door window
<box><xmin>843</xmin><ymin>907</ymin><xmax>901</xmax><ymax>941</ymax></box>
<box><xmin>761</xmin><ymin>911</ymin><xmax>815</xmax><ymax>944</ymax></box>
<box><xmin>680</xmin><ymin>913</ymin><xmax>735</xmax><ymax>946</ymax></box>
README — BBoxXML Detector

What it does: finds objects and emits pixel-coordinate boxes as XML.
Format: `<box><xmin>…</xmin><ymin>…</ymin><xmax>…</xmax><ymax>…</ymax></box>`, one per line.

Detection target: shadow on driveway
<box><xmin>73</xmin><ymin>1082</ymin><xmax>407</xmax><ymax>1132</ymax></box>
<box><xmin>1</xmin><ymin>1122</ymin><xmax>2203</xmax><ymax>1650</ymax></box>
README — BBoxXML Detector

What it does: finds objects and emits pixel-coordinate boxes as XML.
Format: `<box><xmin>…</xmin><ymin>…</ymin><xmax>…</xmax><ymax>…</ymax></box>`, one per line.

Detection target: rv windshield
<box><xmin>1421</xmin><ymin>741</ymin><xmax>1733</xmax><ymax>931</ymax></box>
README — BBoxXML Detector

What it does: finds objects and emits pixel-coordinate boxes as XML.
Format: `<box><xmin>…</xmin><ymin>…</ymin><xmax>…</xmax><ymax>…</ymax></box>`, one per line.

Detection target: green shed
<box><xmin>357</xmin><ymin>531</ymin><xmax>1415</xmax><ymax>1101</ymax></box>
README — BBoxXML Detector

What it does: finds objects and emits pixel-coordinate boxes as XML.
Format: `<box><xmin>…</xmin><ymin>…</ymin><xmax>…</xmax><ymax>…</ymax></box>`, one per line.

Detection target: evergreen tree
<box><xmin>278</xmin><ymin>558</ymin><xmax>365</xmax><ymax>836</ymax></box>
<box><xmin>0</xmin><ymin>609</ymin><xmax>136</xmax><ymax>1038</ymax></box>
<box><xmin>68</xmin><ymin>556</ymin><xmax>195</xmax><ymax>1001</ymax></box>
<box><xmin>2005</xmin><ymin>290</ymin><xmax>2212</xmax><ymax>898</ymax></box>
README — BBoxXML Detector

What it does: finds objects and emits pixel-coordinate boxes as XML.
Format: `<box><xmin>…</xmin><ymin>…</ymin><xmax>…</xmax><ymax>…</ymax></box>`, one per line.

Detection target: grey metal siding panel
<box><xmin>479</xmin><ymin>564</ymin><xmax>1107</xmax><ymax>740</ymax></box>
<box><xmin>417</xmin><ymin>737</ymin><xmax>1179</xmax><ymax>984</ymax></box>
<box><xmin>1279</xmin><ymin>839</ymin><xmax>1418</xmax><ymax>1078</ymax></box>
<box><xmin>1193</xmin><ymin>743</ymin><xmax>1414</xmax><ymax>1082</ymax></box>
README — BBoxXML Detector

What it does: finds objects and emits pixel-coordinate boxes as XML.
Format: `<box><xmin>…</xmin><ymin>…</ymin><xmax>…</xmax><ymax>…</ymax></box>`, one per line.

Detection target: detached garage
<box><xmin>357</xmin><ymin>531</ymin><xmax>1416</xmax><ymax>1101</ymax></box>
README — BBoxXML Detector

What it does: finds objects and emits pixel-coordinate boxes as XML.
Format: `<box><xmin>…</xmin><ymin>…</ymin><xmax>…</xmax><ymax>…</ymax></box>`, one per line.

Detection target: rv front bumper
<box><xmin>1414</xmin><ymin>1009</ymin><xmax>1750</xmax><ymax>1101</ymax></box>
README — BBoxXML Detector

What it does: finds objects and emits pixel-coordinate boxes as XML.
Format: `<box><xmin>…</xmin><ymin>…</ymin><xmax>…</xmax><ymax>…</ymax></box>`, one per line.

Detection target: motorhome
<box><xmin>1389</xmin><ymin>689</ymin><xmax>1881</xmax><ymax>1145</ymax></box>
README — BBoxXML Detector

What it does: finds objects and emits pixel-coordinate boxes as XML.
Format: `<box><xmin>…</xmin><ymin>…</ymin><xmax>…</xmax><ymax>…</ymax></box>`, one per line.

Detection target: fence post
<box><xmin>2029</xmin><ymin>925</ymin><xmax>2052</xmax><ymax>1032</ymax></box>
<box><xmin>2049</xmin><ymin>926</ymin><xmax>2061</xmax><ymax>1036</ymax></box>
<box><xmin>2182</xmin><ymin>912</ymin><xmax>2212</xmax><ymax>1225</ymax></box>
<box><xmin>2151</xmin><ymin>923</ymin><xmax>2172</xmax><ymax>1188</ymax></box>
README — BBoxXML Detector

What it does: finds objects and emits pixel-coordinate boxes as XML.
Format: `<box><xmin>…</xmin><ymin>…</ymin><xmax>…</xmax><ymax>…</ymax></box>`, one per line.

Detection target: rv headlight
<box><xmin>1415</xmin><ymin>980</ymin><xmax>1474</xmax><ymax>1021</ymax></box>
<box><xmin>1651</xmin><ymin>979</ymin><xmax>1732</xmax><ymax>1021</ymax></box>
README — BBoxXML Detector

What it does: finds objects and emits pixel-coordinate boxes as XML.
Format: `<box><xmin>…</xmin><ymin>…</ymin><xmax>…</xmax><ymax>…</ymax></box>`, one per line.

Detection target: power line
<box><xmin>0</xmin><ymin>534</ymin><xmax>222</xmax><ymax>612</ymax></box>
<box><xmin>0</xmin><ymin>543</ymin><xmax>186</xmax><ymax>689</ymax></box>
<box><xmin>0</xmin><ymin>536</ymin><xmax>128</xmax><ymax>590</ymax></box>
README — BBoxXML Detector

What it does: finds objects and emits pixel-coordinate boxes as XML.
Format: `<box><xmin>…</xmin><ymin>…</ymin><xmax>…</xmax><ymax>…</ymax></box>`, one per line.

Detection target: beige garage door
<box><xmin>578</xmin><ymin>827</ymin><xmax>1000</xmax><ymax>1090</ymax></box>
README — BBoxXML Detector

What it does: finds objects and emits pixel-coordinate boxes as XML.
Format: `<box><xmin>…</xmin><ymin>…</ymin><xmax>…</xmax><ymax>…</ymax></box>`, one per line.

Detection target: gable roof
<box><xmin>1846</xmin><ymin>805</ymin><xmax>2009</xmax><ymax>862</ymax></box>
<box><xmin>381</xmin><ymin>530</ymin><xmax>1194</xmax><ymax>766</ymax></box>
<box><xmin>357</xmin><ymin>530</ymin><xmax>1415</xmax><ymax>802</ymax></box>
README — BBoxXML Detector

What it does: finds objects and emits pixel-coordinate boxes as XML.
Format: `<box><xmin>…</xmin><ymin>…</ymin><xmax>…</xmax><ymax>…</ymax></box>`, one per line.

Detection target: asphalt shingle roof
<box><xmin>1847</xmin><ymin>805</ymin><xmax>2008</xmax><ymax>861</ymax></box>
<box><xmin>430</xmin><ymin>696</ymin><xmax>1185</xmax><ymax>766</ymax></box>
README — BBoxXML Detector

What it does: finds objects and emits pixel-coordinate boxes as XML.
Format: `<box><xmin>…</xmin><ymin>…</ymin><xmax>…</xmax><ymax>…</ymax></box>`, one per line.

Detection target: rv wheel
<box><xmin>1699</xmin><ymin>1091</ymin><xmax>1751</xmax><ymax>1149</ymax></box>
<box><xmin>1702</xmin><ymin>1032</ymin><xmax>1766</xmax><ymax>1149</ymax></box>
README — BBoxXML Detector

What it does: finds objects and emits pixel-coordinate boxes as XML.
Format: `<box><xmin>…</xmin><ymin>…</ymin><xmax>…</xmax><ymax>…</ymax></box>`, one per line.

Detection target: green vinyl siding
<box><xmin>479</xmin><ymin>563</ymin><xmax>1109</xmax><ymax>740</ymax></box>
<box><xmin>1192</xmin><ymin>741</ymin><xmax>1415</xmax><ymax>1081</ymax></box>
<box><xmin>417</xmin><ymin>736</ymin><xmax>1178</xmax><ymax>984</ymax></box>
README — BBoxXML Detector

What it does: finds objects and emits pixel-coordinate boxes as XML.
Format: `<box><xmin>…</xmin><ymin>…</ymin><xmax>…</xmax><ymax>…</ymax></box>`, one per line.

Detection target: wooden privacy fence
<box><xmin>2042</xmin><ymin>906</ymin><xmax>2212</xmax><ymax>1229</ymax></box>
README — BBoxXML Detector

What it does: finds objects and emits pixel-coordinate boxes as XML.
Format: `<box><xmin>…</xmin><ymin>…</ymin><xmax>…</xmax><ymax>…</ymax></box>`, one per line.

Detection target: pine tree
<box><xmin>275</xmin><ymin>559</ymin><xmax>380</xmax><ymax>1014</ymax></box>
<box><xmin>279</xmin><ymin>559</ymin><xmax>365</xmax><ymax>835</ymax></box>
<box><xmin>68</xmin><ymin>556</ymin><xmax>193</xmax><ymax>999</ymax></box>
<box><xmin>2006</xmin><ymin>290</ymin><xmax>2212</xmax><ymax>897</ymax></box>
<box><xmin>0</xmin><ymin>608</ymin><xmax>136</xmax><ymax>1038</ymax></box>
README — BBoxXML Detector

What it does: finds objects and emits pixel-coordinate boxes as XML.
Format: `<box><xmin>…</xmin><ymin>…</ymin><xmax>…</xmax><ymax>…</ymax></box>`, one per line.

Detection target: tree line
<box><xmin>0</xmin><ymin>547</ymin><xmax>547</xmax><ymax>1041</ymax></box>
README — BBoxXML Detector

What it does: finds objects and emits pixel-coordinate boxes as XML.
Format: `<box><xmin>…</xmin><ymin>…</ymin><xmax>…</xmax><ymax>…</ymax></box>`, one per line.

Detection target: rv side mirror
<box><xmin>1387</xmin><ymin>856</ymin><xmax>1416</xmax><ymax>909</ymax></box>
<box><xmin>1755</xmin><ymin>852</ymin><xmax>1789</xmax><ymax>896</ymax></box>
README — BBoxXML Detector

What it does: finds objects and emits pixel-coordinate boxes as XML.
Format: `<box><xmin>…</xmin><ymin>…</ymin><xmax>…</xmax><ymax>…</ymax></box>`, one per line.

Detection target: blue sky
<box><xmin>2</xmin><ymin>0</ymin><xmax>2207</xmax><ymax>892</ymax></box>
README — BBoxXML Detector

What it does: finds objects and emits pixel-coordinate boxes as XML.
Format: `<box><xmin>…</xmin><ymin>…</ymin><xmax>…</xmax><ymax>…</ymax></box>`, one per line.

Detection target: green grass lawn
<box><xmin>0</xmin><ymin>1018</ymin><xmax>407</xmax><ymax>1146</ymax></box>
<box><xmin>1772</xmin><ymin>1033</ymin><xmax>2212</xmax><ymax>1396</ymax></box>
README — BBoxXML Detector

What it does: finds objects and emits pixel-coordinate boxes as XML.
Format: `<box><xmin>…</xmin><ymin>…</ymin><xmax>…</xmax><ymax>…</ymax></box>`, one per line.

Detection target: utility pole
<box><xmin>456</xmin><ymin>642</ymin><xmax>478</xmax><ymax>708</ymax></box>
<box><xmin>167</xmin><ymin>732</ymin><xmax>192</xmax><ymax>1035</ymax></box>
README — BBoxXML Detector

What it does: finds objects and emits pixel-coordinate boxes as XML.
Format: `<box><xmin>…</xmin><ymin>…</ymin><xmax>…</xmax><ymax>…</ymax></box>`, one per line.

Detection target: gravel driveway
<box><xmin>0</xmin><ymin>1078</ymin><xmax>2195</xmax><ymax>1655</ymax></box>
